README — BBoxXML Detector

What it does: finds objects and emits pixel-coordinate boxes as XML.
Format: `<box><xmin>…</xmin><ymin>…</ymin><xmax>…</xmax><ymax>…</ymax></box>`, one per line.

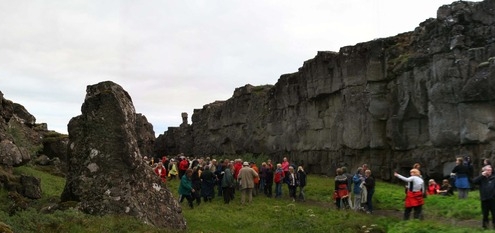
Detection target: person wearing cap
<box><xmin>237</xmin><ymin>161</ymin><xmax>259</xmax><ymax>204</ymax></box>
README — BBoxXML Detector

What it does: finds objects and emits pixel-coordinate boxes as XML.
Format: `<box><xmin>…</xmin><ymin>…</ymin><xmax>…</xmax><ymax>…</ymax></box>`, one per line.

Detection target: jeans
<box><xmin>366</xmin><ymin>189</ymin><xmax>374</xmax><ymax>213</ymax></box>
<box><xmin>353</xmin><ymin>194</ymin><xmax>362</xmax><ymax>210</ymax></box>
<box><xmin>298</xmin><ymin>186</ymin><xmax>305</xmax><ymax>200</ymax></box>
<box><xmin>275</xmin><ymin>183</ymin><xmax>282</xmax><ymax>197</ymax></box>
<box><xmin>259</xmin><ymin>178</ymin><xmax>266</xmax><ymax>193</ymax></box>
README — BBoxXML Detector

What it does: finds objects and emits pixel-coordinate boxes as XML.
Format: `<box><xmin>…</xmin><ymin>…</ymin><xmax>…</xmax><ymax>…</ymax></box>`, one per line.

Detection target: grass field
<box><xmin>0</xmin><ymin>165</ymin><xmax>489</xmax><ymax>233</ymax></box>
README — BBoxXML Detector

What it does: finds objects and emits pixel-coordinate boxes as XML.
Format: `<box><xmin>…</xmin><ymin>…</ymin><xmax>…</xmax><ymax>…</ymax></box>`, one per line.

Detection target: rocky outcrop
<box><xmin>0</xmin><ymin>92</ymin><xmax>46</xmax><ymax>200</ymax></box>
<box><xmin>157</xmin><ymin>0</ymin><xmax>495</xmax><ymax>181</ymax></box>
<box><xmin>155</xmin><ymin>112</ymin><xmax>193</xmax><ymax>157</ymax></box>
<box><xmin>0</xmin><ymin>92</ymin><xmax>43</xmax><ymax>167</ymax></box>
<box><xmin>135</xmin><ymin>113</ymin><xmax>156</xmax><ymax>157</ymax></box>
<box><xmin>61</xmin><ymin>81</ymin><xmax>185</xmax><ymax>230</ymax></box>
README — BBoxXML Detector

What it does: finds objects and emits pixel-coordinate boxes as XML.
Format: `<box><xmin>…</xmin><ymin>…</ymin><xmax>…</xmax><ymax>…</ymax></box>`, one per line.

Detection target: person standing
<box><xmin>394</xmin><ymin>169</ymin><xmax>425</xmax><ymax>220</ymax></box>
<box><xmin>191</xmin><ymin>166</ymin><xmax>202</xmax><ymax>206</ymax></box>
<box><xmin>352</xmin><ymin>167</ymin><xmax>364</xmax><ymax>211</ymax></box>
<box><xmin>335</xmin><ymin>168</ymin><xmax>350</xmax><ymax>209</ymax></box>
<box><xmin>168</xmin><ymin>159</ymin><xmax>178</xmax><ymax>180</ymax></box>
<box><xmin>259</xmin><ymin>162</ymin><xmax>268</xmax><ymax>194</ymax></box>
<box><xmin>472</xmin><ymin>165</ymin><xmax>495</xmax><ymax>229</ymax></box>
<box><xmin>274</xmin><ymin>163</ymin><xmax>285</xmax><ymax>198</ymax></box>
<box><xmin>221</xmin><ymin>163</ymin><xmax>235</xmax><ymax>204</ymax></box>
<box><xmin>250</xmin><ymin>162</ymin><xmax>260</xmax><ymax>196</ymax></box>
<box><xmin>237</xmin><ymin>161</ymin><xmax>259</xmax><ymax>204</ymax></box>
<box><xmin>364</xmin><ymin>169</ymin><xmax>375</xmax><ymax>214</ymax></box>
<box><xmin>265</xmin><ymin>163</ymin><xmax>274</xmax><ymax>197</ymax></box>
<box><xmin>178</xmin><ymin>168</ymin><xmax>195</xmax><ymax>209</ymax></box>
<box><xmin>287</xmin><ymin>166</ymin><xmax>299</xmax><ymax>202</ymax></box>
<box><xmin>200</xmin><ymin>165</ymin><xmax>215</xmax><ymax>202</ymax></box>
<box><xmin>297</xmin><ymin>166</ymin><xmax>307</xmax><ymax>201</ymax></box>
<box><xmin>154</xmin><ymin>162</ymin><xmax>167</xmax><ymax>184</ymax></box>
<box><xmin>281</xmin><ymin>157</ymin><xmax>290</xmax><ymax>182</ymax></box>
<box><xmin>452</xmin><ymin>157</ymin><xmax>472</xmax><ymax>199</ymax></box>
<box><xmin>179</xmin><ymin>157</ymin><xmax>189</xmax><ymax>179</ymax></box>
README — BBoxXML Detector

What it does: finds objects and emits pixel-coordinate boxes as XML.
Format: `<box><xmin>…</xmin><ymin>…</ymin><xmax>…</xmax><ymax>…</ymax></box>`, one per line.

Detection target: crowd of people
<box><xmin>146</xmin><ymin>154</ymin><xmax>495</xmax><ymax>229</ymax></box>
<box><xmin>332</xmin><ymin>164</ymin><xmax>375</xmax><ymax>214</ymax></box>
<box><xmin>392</xmin><ymin>157</ymin><xmax>495</xmax><ymax>230</ymax></box>
<box><xmin>144</xmin><ymin>155</ymin><xmax>308</xmax><ymax>208</ymax></box>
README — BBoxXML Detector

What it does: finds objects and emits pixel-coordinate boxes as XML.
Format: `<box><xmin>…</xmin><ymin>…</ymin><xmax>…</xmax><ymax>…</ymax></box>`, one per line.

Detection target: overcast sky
<box><xmin>0</xmin><ymin>0</ymin><xmax>478</xmax><ymax>136</ymax></box>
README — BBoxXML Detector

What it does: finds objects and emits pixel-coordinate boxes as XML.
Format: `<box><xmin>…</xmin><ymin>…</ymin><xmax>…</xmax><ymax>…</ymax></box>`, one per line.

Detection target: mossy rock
<box><xmin>0</xmin><ymin>222</ymin><xmax>13</xmax><ymax>233</ymax></box>
<box><xmin>57</xmin><ymin>201</ymin><xmax>79</xmax><ymax>211</ymax></box>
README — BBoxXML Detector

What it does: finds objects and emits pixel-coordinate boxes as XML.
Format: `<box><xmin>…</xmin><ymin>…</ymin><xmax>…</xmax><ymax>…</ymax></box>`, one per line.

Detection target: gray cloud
<box><xmin>0</xmin><ymin>0</ymin><xmax>472</xmax><ymax>135</ymax></box>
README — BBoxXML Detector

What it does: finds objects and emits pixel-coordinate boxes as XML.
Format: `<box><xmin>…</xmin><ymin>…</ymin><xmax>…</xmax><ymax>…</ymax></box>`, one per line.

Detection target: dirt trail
<box><xmin>302</xmin><ymin>199</ymin><xmax>482</xmax><ymax>229</ymax></box>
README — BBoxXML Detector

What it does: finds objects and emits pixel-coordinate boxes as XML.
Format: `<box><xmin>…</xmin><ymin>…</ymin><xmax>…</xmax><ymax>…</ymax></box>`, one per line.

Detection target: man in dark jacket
<box><xmin>472</xmin><ymin>165</ymin><xmax>495</xmax><ymax>229</ymax></box>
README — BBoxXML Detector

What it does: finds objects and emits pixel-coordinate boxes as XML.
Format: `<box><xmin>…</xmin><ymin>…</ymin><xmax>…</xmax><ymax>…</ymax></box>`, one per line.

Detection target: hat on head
<box><xmin>243</xmin><ymin>161</ymin><xmax>249</xmax><ymax>166</ymax></box>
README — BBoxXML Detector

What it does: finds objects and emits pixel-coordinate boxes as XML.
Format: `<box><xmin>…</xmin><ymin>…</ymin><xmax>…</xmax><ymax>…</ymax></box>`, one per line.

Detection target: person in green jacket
<box><xmin>221</xmin><ymin>163</ymin><xmax>235</xmax><ymax>204</ymax></box>
<box><xmin>179</xmin><ymin>168</ymin><xmax>195</xmax><ymax>209</ymax></box>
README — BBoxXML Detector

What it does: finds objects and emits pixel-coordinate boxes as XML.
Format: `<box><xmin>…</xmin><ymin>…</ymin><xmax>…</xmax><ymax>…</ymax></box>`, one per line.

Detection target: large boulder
<box><xmin>61</xmin><ymin>81</ymin><xmax>186</xmax><ymax>230</ymax></box>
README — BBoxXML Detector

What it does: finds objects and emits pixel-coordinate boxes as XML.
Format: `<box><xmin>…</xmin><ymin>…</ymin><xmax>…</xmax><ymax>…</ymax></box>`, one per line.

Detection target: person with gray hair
<box><xmin>352</xmin><ymin>167</ymin><xmax>365</xmax><ymax>211</ymax></box>
<box><xmin>472</xmin><ymin>165</ymin><xmax>495</xmax><ymax>229</ymax></box>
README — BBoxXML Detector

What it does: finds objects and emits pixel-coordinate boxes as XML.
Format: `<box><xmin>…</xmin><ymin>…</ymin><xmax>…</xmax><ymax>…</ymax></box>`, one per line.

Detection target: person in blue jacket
<box><xmin>352</xmin><ymin>167</ymin><xmax>365</xmax><ymax>211</ymax></box>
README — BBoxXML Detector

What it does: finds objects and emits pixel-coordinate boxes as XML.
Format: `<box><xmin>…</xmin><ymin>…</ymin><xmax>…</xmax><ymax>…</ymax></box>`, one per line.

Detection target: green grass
<box><xmin>0</xmin><ymin>165</ymin><xmax>488</xmax><ymax>233</ymax></box>
<box><xmin>13</xmin><ymin>165</ymin><xmax>65</xmax><ymax>197</ymax></box>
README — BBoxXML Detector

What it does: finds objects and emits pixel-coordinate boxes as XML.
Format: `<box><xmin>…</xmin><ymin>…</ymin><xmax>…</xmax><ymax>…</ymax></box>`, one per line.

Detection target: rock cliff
<box><xmin>61</xmin><ymin>81</ymin><xmax>185</xmax><ymax>230</ymax></box>
<box><xmin>157</xmin><ymin>0</ymin><xmax>495</xmax><ymax>180</ymax></box>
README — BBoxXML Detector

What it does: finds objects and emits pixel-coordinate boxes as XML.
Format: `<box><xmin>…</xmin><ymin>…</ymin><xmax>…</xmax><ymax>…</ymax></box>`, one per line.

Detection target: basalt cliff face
<box><xmin>157</xmin><ymin>0</ymin><xmax>495</xmax><ymax>180</ymax></box>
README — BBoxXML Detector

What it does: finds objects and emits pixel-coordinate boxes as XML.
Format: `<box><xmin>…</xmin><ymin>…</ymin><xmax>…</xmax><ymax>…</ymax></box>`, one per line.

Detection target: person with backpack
<box><xmin>334</xmin><ymin>168</ymin><xmax>350</xmax><ymax>209</ymax></box>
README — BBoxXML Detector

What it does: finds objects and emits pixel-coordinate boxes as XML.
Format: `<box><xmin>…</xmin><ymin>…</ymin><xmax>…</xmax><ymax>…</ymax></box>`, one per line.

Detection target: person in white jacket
<box><xmin>394</xmin><ymin>169</ymin><xmax>425</xmax><ymax>220</ymax></box>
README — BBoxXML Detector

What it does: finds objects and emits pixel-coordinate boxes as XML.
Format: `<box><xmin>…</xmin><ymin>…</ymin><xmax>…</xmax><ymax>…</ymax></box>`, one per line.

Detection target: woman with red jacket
<box><xmin>394</xmin><ymin>169</ymin><xmax>425</xmax><ymax>220</ymax></box>
<box><xmin>427</xmin><ymin>179</ymin><xmax>440</xmax><ymax>195</ymax></box>
<box><xmin>179</xmin><ymin>158</ymin><xmax>189</xmax><ymax>179</ymax></box>
<box><xmin>154</xmin><ymin>162</ymin><xmax>167</xmax><ymax>183</ymax></box>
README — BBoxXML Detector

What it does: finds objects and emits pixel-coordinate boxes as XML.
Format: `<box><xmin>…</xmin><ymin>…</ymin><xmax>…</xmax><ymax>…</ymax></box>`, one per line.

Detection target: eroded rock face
<box><xmin>61</xmin><ymin>81</ymin><xmax>185</xmax><ymax>230</ymax></box>
<box><xmin>157</xmin><ymin>0</ymin><xmax>495</xmax><ymax>181</ymax></box>
<box><xmin>0</xmin><ymin>92</ymin><xmax>45</xmax><ymax>167</ymax></box>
